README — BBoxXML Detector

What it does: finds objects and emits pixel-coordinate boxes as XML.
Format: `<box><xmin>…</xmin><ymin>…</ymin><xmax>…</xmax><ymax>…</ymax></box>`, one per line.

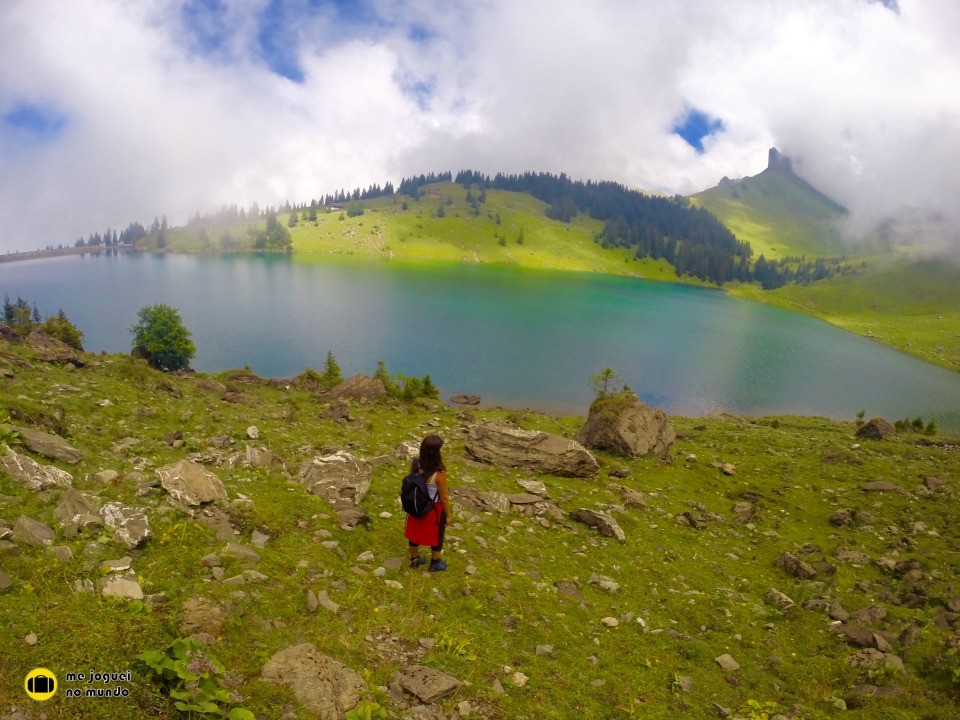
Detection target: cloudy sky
<box><xmin>0</xmin><ymin>0</ymin><xmax>957</xmax><ymax>252</ymax></box>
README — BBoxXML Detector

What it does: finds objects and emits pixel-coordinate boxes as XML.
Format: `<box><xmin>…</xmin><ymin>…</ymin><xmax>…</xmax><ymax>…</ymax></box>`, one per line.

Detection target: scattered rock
<box><xmin>620</xmin><ymin>487</ymin><xmax>648</xmax><ymax>509</ymax></box>
<box><xmin>261</xmin><ymin>644</ymin><xmax>365</xmax><ymax>718</ymax></box>
<box><xmin>775</xmin><ymin>551</ymin><xmax>817</xmax><ymax>580</ymax></box>
<box><xmin>465</xmin><ymin>420</ymin><xmax>599</xmax><ymax>477</ymax></box>
<box><xmin>328</xmin><ymin>374</ymin><xmax>386</xmax><ymax>402</ymax></box>
<box><xmin>450</xmin><ymin>394</ymin><xmax>481</xmax><ymax>405</ymax></box>
<box><xmin>517</xmin><ymin>479</ymin><xmax>549</xmax><ymax>497</ymax></box>
<box><xmin>862</xmin><ymin>481</ymin><xmax>904</xmax><ymax>494</ymax></box>
<box><xmin>16</xmin><ymin>427</ymin><xmax>82</xmax><ymax>464</ymax></box>
<box><xmin>570</xmin><ymin>508</ymin><xmax>626</xmax><ymax>543</ymax></box>
<box><xmin>180</xmin><ymin>596</ymin><xmax>226</xmax><ymax>636</ymax></box>
<box><xmin>100</xmin><ymin>502</ymin><xmax>150</xmax><ymax>548</ymax></box>
<box><xmin>251</xmin><ymin>529</ymin><xmax>270</xmax><ymax>548</ymax></box>
<box><xmin>576</xmin><ymin>392</ymin><xmax>675</xmax><ymax>458</ymax></box>
<box><xmin>0</xmin><ymin>448</ymin><xmax>73</xmax><ymax>490</ymax></box>
<box><xmin>449</xmin><ymin>487</ymin><xmax>511</xmax><ymax>514</ymax></box>
<box><xmin>715</xmin><ymin>654</ymin><xmax>740</xmax><ymax>671</ymax></box>
<box><xmin>297</xmin><ymin>451</ymin><xmax>372</xmax><ymax>503</ymax></box>
<box><xmin>834</xmin><ymin>547</ymin><xmax>871</xmax><ymax>565</ymax></box>
<box><xmin>765</xmin><ymin>588</ymin><xmax>796</xmax><ymax>611</ymax></box>
<box><xmin>855</xmin><ymin>417</ymin><xmax>896</xmax><ymax>440</ymax></box>
<box><xmin>0</xmin><ymin>569</ymin><xmax>12</xmax><ymax>593</ymax></box>
<box><xmin>54</xmin><ymin>488</ymin><xmax>103</xmax><ymax>533</ymax></box>
<box><xmin>305</xmin><ymin>589</ymin><xmax>318</xmax><ymax>613</ymax></box>
<box><xmin>721</xmin><ymin>463</ymin><xmax>736</xmax><ymax>476</ymax></box>
<box><xmin>100</xmin><ymin>571</ymin><xmax>144</xmax><ymax>600</ymax></box>
<box><xmin>12</xmin><ymin>516</ymin><xmax>55</xmax><ymax>547</ymax></box>
<box><xmin>399</xmin><ymin>664</ymin><xmax>464</xmax><ymax>703</ymax></box>
<box><xmin>222</xmin><ymin>542</ymin><xmax>260</xmax><ymax>564</ymax></box>
<box><xmin>731</xmin><ymin>501</ymin><xmax>756</xmax><ymax>524</ymax></box>
<box><xmin>316</xmin><ymin>589</ymin><xmax>340</xmax><ymax>614</ymax></box>
<box><xmin>156</xmin><ymin>460</ymin><xmax>227</xmax><ymax>505</ymax></box>
<box><xmin>830</xmin><ymin>508</ymin><xmax>853</xmax><ymax>526</ymax></box>
<box><xmin>601</xmin><ymin>617</ymin><xmax>619</xmax><ymax>627</ymax></box>
<box><xmin>247</xmin><ymin>425</ymin><xmax>259</xmax><ymax>440</ymax></box>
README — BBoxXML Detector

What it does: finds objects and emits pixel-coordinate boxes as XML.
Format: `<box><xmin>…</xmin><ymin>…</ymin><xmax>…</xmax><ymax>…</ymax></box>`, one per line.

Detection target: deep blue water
<box><xmin>2</xmin><ymin>251</ymin><xmax>959</xmax><ymax>426</ymax></box>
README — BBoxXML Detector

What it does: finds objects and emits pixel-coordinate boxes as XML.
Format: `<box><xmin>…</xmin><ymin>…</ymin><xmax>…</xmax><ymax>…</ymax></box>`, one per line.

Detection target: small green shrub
<box><xmin>139</xmin><ymin>635</ymin><xmax>253</xmax><ymax>719</ymax></box>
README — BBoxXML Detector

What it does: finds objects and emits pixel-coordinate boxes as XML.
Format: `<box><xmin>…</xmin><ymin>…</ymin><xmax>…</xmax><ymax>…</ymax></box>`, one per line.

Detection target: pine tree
<box><xmin>321</xmin><ymin>351</ymin><xmax>342</xmax><ymax>388</ymax></box>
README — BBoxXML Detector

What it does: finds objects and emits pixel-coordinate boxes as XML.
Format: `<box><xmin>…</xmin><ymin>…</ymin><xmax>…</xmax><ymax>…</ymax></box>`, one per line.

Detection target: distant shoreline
<box><xmin>0</xmin><ymin>245</ymin><xmax>132</xmax><ymax>264</ymax></box>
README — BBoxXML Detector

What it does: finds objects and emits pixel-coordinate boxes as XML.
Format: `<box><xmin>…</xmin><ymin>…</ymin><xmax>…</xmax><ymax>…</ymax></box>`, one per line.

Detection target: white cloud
<box><xmin>0</xmin><ymin>0</ymin><xmax>957</xmax><ymax>252</ymax></box>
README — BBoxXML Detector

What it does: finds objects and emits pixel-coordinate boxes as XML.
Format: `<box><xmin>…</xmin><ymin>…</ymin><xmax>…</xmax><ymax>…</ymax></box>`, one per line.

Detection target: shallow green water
<box><xmin>3</xmin><ymin>251</ymin><xmax>959</xmax><ymax>426</ymax></box>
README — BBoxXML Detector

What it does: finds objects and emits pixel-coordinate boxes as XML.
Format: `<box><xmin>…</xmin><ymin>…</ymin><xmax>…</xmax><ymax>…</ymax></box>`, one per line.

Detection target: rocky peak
<box><xmin>767</xmin><ymin>147</ymin><xmax>793</xmax><ymax>172</ymax></box>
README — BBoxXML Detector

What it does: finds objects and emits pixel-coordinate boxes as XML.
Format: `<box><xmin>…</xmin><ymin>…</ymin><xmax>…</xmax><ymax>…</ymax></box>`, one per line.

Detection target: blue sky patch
<box><xmin>2</xmin><ymin>103</ymin><xmax>67</xmax><ymax>142</ymax></box>
<box><xmin>181</xmin><ymin>0</ymin><xmax>234</xmax><ymax>59</ymax></box>
<box><xmin>673</xmin><ymin>108</ymin><xmax>724</xmax><ymax>153</ymax></box>
<box><xmin>257</xmin><ymin>0</ymin><xmax>305</xmax><ymax>82</ymax></box>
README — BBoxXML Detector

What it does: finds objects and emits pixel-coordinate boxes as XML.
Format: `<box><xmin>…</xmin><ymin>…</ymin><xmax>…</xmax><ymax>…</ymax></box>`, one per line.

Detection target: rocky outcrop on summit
<box><xmin>767</xmin><ymin>146</ymin><xmax>793</xmax><ymax>172</ymax></box>
<box><xmin>576</xmin><ymin>392</ymin><xmax>675</xmax><ymax>458</ymax></box>
<box><xmin>465</xmin><ymin>420</ymin><xmax>599</xmax><ymax>478</ymax></box>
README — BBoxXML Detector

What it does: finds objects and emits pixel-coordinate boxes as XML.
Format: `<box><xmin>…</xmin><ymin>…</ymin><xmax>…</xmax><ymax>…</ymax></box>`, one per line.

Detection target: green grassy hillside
<box><xmin>691</xmin><ymin>167</ymin><xmax>848</xmax><ymax>260</ymax></box>
<box><xmin>730</xmin><ymin>256</ymin><xmax>960</xmax><ymax>372</ymax></box>
<box><xmin>1</xmin><ymin>339</ymin><xmax>959</xmax><ymax>719</ymax></box>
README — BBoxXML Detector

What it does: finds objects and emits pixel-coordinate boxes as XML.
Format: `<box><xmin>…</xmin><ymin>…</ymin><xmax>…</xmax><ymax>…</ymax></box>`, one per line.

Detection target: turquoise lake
<box><xmin>2</xmin><ymin>251</ymin><xmax>959</xmax><ymax>426</ymax></box>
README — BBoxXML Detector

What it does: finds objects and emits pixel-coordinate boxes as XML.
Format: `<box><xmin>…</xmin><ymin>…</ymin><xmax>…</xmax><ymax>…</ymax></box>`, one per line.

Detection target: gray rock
<box><xmin>570</xmin><ymin>508</ymin><xmax>626</xmax><ymax>543</ymax></box>
<box><xmin>555</xmin><ymin>579</ymin><xmax>588</xmax><ymax>604</ymax></box>
<box><xmin>731</xmin><ymin>501</ymin><xmax>756</xmax><ymax>524</ymax></box>
<box><xmin>328</xmin><ymin>374</ymin><xmax>387</xmax><ymax>402</ymax></box>
<box><xmin>848</xmin><ymin>605</ymin><xmax>887</xmax><ymax>625</ymax></box>
<box><xmin>715</xmin><ymin>654</ymin><xmax>740</xmax><ymax>671</ymax></box>
<box><xmin>862</xmin><ymin>481</ymin><xmax>904</xmax><ymax>494</ymax></box>
<box><xmin>316</xmin><ymin>589</ymin><xmax>340</xmax><ymax>613</ymax></box>
<box><xmin>399</xmin><ymin>664</ymin><xmax>463</xmax><ymax>703</ymax></box>
<box><xmin>830</xmin><ymin>508</ymin><xmax>853</xmax><ymax>526</ymax></box>
<box><xmin>16</xmin><ymin>427</ymin><xmax>82</xmax><ymax>464</ymax></box>
<box><xmin>156</xmin><ymin>460</ymin><xmax>227</xmax><ymax>505</ymax></box>
<box><xmin>834</xmin><ymin>547</ymin><xmax>871</xmax><ymax>564</ymax></box>
<box><xmin>100</xmin><ymin>571</ymin><xmax>144</xmax><ymax>600</ymax></box>
<box><xmin>305</xmin><ymin>589</ymin><xmax>318</xmax><ymax>612</ymax></box>
<box><xmin>180</xmin><ymin>596</ymin><xmax>226</xmax><ymax>635</ymax></box>
<box><xmin>297</xmin><ymin>451</ymin><xmax>372</xmax><ymax>503</ymax></box>
<box><xmin>12</xmin><ymin>516</ymin><xmax>55</xmax><ymax>547</ymax></box>
<box><xmin>246</xmin><ymin>446</ymin><xmax>290</xmax><ymax>471</ymax></box>
<box><xmin>576</xmin><ymin>392</ymin><xmax>675</xmax><ymax>458</ymax></box>
<box><xmin>855</xmin><ymin>417</ymin><xmax>896</xmax><ymax>440</ymax></box>
<box><xmin>517</xmin><ymin>479</ymin><xmax>549</xmax><ymax>497</ymax></box>
<box><xmin>100</xmin><ymin>502</ymin><xmax>150</xmax><ymax>548</ymax></box>
<box><xmin>246</xmin><ymin>425</ymin><xmax>259</xmax><ymax>440</ymax></box>
<box><xmin>0</xmin><ymin>568</ymin><xmax>12</xmax><ymax>593</ymax></box>
<box><xmin>765</xmin><ymin>588</ymin><xmax>796</xmax><ymax>611</ymax></box>
<box><xmin>465</xmin><ymin>420</ymin><xmax>599</xmax><ymax>478</ymax></box>
<box><xmin>449</xmin><ymin>486</ymin><xmax>511</xmax><ymax>514</ymax></box>
<box><xmin>1</xmin><ymin>448</ymin><xmax>73</xmax><ymax>490</ymax></box>
<box><xmin>94</xmin><ymin>469</ymin><xmax>120</xmax><ymax>483</ymax></box>
<box><xmin>48</xmin><ymin>545</ymin><xmax>73</xmax><ymax>562</ymax></box>
<box><xmin>201</xmin><ymin>553</ymin><xmax>221</xmax><ymax>567</ymax></box>
<box><xmin>54</xmin><ymin>488</ymin><xmax>103</xmax><ymax>531</ymax></box>
<box><xmin>261</xmin><ymin>643</ymin><xmax>365</xmax><ymax>718</ymax></box>
<box><xmin>775</xmin><ymin>551</ymin><xmax>817</xmax><ymax>580</ymax></box>
<box><xmin>222</xmin><ymin>542</ymin><xmax>260</xmax><ymax>564</ymax></box>
<box><xmin>100</xmin><ymin>556</ymin><xmax>132</xmax><ymax>572</ymax></box>
<box><xmin>620</xmin><ymin>487</ymin><xmax>648</xmax><ymax>509</ymax></box>
<box><xmin>334</xmin><ymin>500</ymin><xmax>370</xmax><ymax>528</ymax></box>
<box><xmin>251</xmin><ymin>529</ymin><xmax>270</xmax><ymax>548</ymax></box>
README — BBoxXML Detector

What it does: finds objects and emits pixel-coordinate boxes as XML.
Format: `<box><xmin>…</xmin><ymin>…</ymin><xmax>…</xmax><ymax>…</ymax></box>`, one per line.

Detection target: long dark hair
<box><xmin>414</xmin><ymin>434</ymin><xmax>445</xmax><ymax>476</ymax></box>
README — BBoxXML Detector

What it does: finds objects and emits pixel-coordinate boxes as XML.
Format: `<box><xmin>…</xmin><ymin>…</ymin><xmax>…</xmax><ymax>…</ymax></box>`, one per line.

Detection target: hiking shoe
<box><xmin>409</xmin><ymin>556</ymin><xmax>427</xmax><ymax>568</ymax></box>
<box><xmin>428</xmin><ymin>559</ymin><xmax>447</xmax><ymax>572</ymax></box>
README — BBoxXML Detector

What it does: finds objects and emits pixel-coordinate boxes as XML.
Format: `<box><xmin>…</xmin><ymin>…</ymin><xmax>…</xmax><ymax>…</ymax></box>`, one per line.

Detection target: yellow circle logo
<box><xmin>24</xmin><ymin>668</ymin><xmax>57</xmax><ymax>701</ymax></box>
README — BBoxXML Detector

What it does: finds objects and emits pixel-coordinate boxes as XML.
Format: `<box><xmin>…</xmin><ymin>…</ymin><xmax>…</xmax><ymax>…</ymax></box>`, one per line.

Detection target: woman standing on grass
<box><xmin>405</xmin><ymin>434</ymin><xmax>452</xmax><ymax>572</ymax></box>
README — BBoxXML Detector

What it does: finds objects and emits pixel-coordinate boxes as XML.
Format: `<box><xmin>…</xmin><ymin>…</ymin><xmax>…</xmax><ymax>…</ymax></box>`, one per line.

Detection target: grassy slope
<box><xmin>730</xmin><ymin>257</ymin><xmax>960</xmax><ymax>372</ymax></box>
<box><xmin>289</xmin><ymin>184</ymin><xmax>691</xmax><ymax>283</ymax></box>
<box><xmin>691</xmin><ymin>168</ymin><xmax>848</xmax><ymax>261</ymax></box>
<box><xmin>1</xmin><ymin>343</ymin><xmax>959</xmax><ymax>720</ymax></box>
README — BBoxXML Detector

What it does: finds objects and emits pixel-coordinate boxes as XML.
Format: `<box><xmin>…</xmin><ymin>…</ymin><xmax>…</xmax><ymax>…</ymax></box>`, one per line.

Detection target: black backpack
<box><xmin>400</xmin><ymin>471</ymin><xmax>436</xmax><ymax>518</ymax></box>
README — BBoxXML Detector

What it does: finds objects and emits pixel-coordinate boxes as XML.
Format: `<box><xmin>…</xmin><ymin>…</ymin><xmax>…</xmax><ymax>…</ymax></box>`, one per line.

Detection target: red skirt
<box><xmin>405</xmin><ymin>506</ymin><xmax>443</xmax><ymax>546</ymax></box>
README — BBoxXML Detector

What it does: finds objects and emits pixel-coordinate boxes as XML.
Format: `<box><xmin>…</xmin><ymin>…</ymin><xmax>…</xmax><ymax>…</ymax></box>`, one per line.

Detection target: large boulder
<box><xmin>16</xmin><ymin>427</ymin><xmax>83</xmax><ymax>464</ymax></box>
<box><xmin>465</xmin><ymin>420</ymin><xmax>599</xmax><ymax>478</ymax></box>
<box><xmin>0</xmin><ymin>448</ymin><xmax>73</xmax><ymax>490</ymax></box>
<box><xmin>13</xmin><ymin>516</ymin><xmax>55</xmax><ymax>547</ymax></box>
<box><xmin>261</xmin><ymin>643</ymin><xmax>365</xmax><ymax>718</ymax></box>
<box><xmin>577</xmin><ymin>392</ymin><xmax>675</xmax><ymax>458</ymax></box>
<box><xmin>570</xmin><ymin>508</ymin><xmax>626</xmax><ymax>543</ymax></box>
<box><xmin>297</xmin><ymin>451</ymin><xmax>372</xmax><ymax>503</ymax></box>
<box><xmin>156</xmin><ymin>460</ymin><xmax>227</xmax><ymax>505</ymax></box>
<box><xmin>399</xmin><ymin>665</ymin><xmax>463</xmax><ymax>703</ymax></box>
<box><xmin>855</xmin><ymin>417</ymin><xmax>897</xmax><ymax>440</ymax></box>
<box><xmin>328</xmin><ymin>374</ymin><xmax>386</xmax><ymax>402</ymax></box>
